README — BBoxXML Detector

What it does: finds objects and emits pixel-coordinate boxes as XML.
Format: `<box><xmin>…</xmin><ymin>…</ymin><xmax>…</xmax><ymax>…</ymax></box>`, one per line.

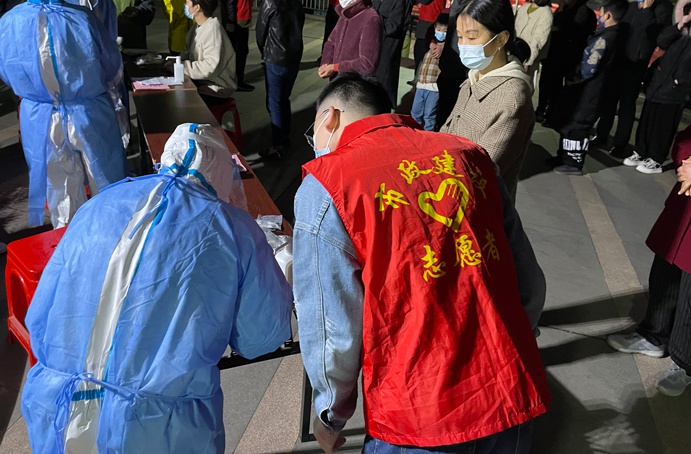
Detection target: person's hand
<box><xmin>445</xmin><ymin>0</ymin><xmax>453</xmax><ymax>8</ymax></box>
<box><xmin>313</xmin><ymin>417</ymin><xmax>346</xmax><ymax>453</ymax></box>
<box><xmin>641</xmin><ymin>0</ymin><xmax>654</xmax><ymax>9</ymax></box>
<box><xmin>224</xmin><ymin>22</ymin><xmax>235</xmax><ymax>33</ymax></box>
<box><xmin>430</xmin><ymin>42</ymin><xmax>442</xmax><ymax>59</ymax></box>
<box><xmin>678</xmin><ymin>157</ymin><xmax>691</xmax><ymax>196</ymax></box>
<box><xmin>318</xmin><ymin>64</ymin><xmax>336</xmax><ymax>78</ymax></box>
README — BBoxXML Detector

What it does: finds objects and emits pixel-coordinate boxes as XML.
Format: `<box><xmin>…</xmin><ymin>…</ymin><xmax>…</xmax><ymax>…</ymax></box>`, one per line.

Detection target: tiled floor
<box><xmin>1</xmin><ymin>2</ymin><xmax>691</xmax><ymax>453</ymax></box>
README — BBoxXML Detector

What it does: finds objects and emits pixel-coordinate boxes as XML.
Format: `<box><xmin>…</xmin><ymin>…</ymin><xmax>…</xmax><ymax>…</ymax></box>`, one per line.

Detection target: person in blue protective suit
<box><xmin>63</xmin><ymin>0</ymin><xmax>132</xmax><ymax>150</ymax></box>
<box><xmin>0</xmin><ymin>0</ymin><xmax>128</xmax><ymax>229</ymax></box>
<box><xmin>21</xmin><ymin>123</ymin><xmax>294</xmax><ymax>453</ymax></box>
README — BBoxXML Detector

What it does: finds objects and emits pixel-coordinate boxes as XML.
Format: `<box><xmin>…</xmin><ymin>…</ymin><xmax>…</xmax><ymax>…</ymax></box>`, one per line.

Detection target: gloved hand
<box><xmin>313</xmin><ymin>417</ymin><xmax>346</xmax><ymax>453</ymax></box>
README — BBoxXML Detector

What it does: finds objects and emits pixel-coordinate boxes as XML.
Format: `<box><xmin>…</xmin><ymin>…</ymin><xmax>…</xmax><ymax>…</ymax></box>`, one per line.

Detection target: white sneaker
<box><xmin>607</xmin><ymin>333</ymin><xmax>666</xmax><ymax>358</ymax></box>
<box><xmin>656</xmin><ymin>362</ymin><xmax>691</xmax><ymax>397</ymax></box>
<box><xmin>623</xmin><ymin>151</ymin><xmax>644</xmax><ymax>167</ymax></box>
<box><xmin>636</xmin><ymin>158</ymin><xmax>662</xmax><ymax>174</ymax></box>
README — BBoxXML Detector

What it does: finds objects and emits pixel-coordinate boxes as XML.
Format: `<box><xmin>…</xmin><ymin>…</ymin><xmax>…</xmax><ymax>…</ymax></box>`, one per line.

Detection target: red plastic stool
<box><xmin>6</xmin><ymin>227</ymin><xmax>67</xmax><ymax>365</ymax></box>
<box><xmin>206</xmin><ymin>97</ymin><xmax>243</xmax><ymax>152</ymax></box>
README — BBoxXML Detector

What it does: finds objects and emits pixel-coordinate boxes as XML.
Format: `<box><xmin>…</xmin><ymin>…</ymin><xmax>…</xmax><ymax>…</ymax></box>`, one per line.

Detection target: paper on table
<box><xmin>231</xmin><ymin>154</ymin><xmax>247</xmax><ymax>172</ymax></box>
<box><xmin>135</xmin><ymin>77</ymin><xmax>183</xmax><ymax>86</ymax></box>
<box><xmin>132</xmin><ymin>81</ymin><xmax>168</xmax><ymax>90</ymax></box>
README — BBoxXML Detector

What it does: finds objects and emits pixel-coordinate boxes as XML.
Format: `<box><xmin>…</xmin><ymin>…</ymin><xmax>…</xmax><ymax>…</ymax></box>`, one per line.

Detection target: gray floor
<box><xmin>1</xmin><ymin>3</ymin><xmax>691</xmax><ymax>453</ymax></box>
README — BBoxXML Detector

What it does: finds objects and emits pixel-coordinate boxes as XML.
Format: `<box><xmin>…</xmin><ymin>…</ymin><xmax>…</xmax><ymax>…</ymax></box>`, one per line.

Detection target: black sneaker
<box><xmin>236</xmin><ymin>82</ymin><xmax>255</xmax><ymax>92</ymax></box>
<box><xmin>258</xmin><ymin>147</ymin><xmax>283</xmax><ymax>161</ymax></box>
<box><xmin>553</xmin><ymin>164</ymin><xmax>583</xmax><ymax>176</ymax></box>
<box><xmin>609</xmin><ymin>145</ymin><xmax>630</xmax><ymax>159</ymax></box>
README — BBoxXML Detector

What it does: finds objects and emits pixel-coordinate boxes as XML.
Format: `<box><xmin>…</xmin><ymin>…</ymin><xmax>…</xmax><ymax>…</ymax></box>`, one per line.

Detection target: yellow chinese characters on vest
<box><xmin>374</xmin><ymin>150</ymin><xmax>499</xmax><ymax>283</ymax></box>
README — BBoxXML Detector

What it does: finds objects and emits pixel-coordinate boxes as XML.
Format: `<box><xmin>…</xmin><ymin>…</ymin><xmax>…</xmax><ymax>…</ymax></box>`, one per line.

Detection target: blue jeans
<box><xmin>410</xmin><ymin>88</ymin><xmax>439</xmax><ymax>131</ymax></box>
<box><xmin>362</xmin><ymin>421</ymin><xmax>534</xmax><ymax>454</ymax></box>
<box><xmin>264</xmin><ymin>61</ymin><xmax>300</xmax><ymax>147</ymax></box>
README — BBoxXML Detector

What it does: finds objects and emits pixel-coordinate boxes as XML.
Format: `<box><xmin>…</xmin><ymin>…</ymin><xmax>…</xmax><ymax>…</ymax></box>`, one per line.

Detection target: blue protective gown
<box><xmin>21</xmin><ymin>171</ymin><xmax>294</xmax><ymax>452</ymax></box>
<box><xmin>0</xmin><ymin>0</ymin><xmax>128</xmax><ymax>228</ymax></box>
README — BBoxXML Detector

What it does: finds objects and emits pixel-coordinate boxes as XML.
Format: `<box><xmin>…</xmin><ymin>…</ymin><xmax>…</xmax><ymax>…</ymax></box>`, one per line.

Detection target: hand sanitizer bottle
<box><xmin>166</xmin><ymin>56</ymin><xmax>184</xmax><ymax>84</ymax></box>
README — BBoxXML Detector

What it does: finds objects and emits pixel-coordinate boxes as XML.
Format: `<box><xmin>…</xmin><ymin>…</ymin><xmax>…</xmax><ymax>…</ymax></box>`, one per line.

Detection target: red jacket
<box><xmin>322</xmin><ymin>0</ymin><xmax>382</xmax><ymax>76</ymax></box>
<box><xmin>647</xmin><ymin>125</ymin><xmax>691</xmax><ymax>274</ymax></box>
<box><xmin>418</xmin><ymin>0</ymin><xmax>445</xmax><ymax>23</ymax></box>
<box><xmin>303</xmin><ymin>114</ymin><xmax>550</xmax><ymax>446</ymax></box>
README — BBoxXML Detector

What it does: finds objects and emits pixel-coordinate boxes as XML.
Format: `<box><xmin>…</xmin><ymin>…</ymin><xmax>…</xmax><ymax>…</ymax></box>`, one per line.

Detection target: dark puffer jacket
<box><xmin>646</xmin><ymin>25</ymin><xmax>691</xmax><ymax>105</ymax></box>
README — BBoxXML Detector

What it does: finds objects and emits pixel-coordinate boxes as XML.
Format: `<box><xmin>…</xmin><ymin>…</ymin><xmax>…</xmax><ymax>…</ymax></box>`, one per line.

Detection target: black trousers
<box><xmin>413</xmin><ymin>37</ymin><xmax>428</xmax><ymax>73</ymax></box>
<box><xmin>596</xmin><ymin>63</ymin><xmax>647</xmax><ymax>148</ymax></box>
<box><xmin>229</xmin><ymin>25</ymin><xmax>250</xmax><ymax>84</ymax></box>
<box><xmin>638</xmin><ymin>255</ymin><xmax>691</xmax><ymax>374</ymax></box>
<box><xmin>537</xmin><ymin>58</ymin><xmax>567</xmax><ymax>115</ymax></box>
<box><xmin>376</xmin><ymin>36</ymin><xmax>405</xmax><ymax>108</ymax></box>
<box><xmin>635</xmin><ymin>100</ymin><xmax>685</xmax><ymax>164</ymax></box>
<box><xmin>321</xmin><ymin>5</ymin><xmax>339</xmax><ymax>54</ymax></box>
<box><xmin>558</xmin><ymin>130</ymin><xmax>589</xmax><ymax>168</ymax></box>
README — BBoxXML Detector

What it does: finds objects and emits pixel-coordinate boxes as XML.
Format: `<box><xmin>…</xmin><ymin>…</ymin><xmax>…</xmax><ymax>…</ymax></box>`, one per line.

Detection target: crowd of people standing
<box><xmin>1</xmin><ymin>0</ymin><xmax>691</xmax><ymax>452</ymax></box>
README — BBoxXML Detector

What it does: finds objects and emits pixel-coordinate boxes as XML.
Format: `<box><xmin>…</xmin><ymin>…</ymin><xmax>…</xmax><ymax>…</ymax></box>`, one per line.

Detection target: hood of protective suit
<box><xmin>160</xmin><ymin>123</ymin><xmax>247</xmax><ymax>210</ymax></box>
<box><xmin>468</xmin><ymin>56</ymin><xmax>534</xmax><ymax>92</ymax></box>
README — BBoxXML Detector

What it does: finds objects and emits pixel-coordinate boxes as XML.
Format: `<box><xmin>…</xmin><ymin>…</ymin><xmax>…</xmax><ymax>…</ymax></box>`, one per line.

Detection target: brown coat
<box><xmin>441</xmin><ymin>62</ymin><xmax>535</xmax><ymax>202</ymax></box>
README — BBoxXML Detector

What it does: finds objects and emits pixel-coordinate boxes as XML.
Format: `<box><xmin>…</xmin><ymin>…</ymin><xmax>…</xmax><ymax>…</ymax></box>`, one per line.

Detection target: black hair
<box><xmin>532</xmin><ymin>0</ymin><xmax>551</xmax><ymax>7</ymax></box>
<box><xmin>435</xmin><ymin>13</ymin><xmax>450</xmax><ymax>27</ymax></box>
<box><xmin>316</xmin><ymin>72</ymin><xmax>393</xmax><ymax>115</ymax></box>
<box><xmin>457</xmin><ymin>0</ymin><xmax>516</xmax><ymax>49</ymax></box>
<box><xmin>191</xmin><ymin>0</ymin><xmax>218</xmax><ymax>18</ymax></box>
<box><xmin>601</xmin><ymin>0</ymin><xmax>627</xmax><ymax>23</ymax></box>
<box><xmin>512</xmin><ymin>37</ymin><xmax>532</xmax><ymax>64</ymax></box>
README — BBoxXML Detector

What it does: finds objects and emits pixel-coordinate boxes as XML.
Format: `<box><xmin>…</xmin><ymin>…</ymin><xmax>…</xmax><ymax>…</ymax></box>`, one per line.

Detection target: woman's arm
<box><xmin>336</xmin><ymin>14</ymin><xmax>382</xmax><ymax>75</ymax></box>
<box><xmin>183</xmin><ymin>25</ymin><xmax>224</xmax><ymax>80</ymax></box>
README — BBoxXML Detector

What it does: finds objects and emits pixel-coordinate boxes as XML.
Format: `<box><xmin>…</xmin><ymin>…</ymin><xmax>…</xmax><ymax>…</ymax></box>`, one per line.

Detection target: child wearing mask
<box><xmin>411</xmin><ymin>13</ymin><xmax>449</xmax><ymax>131</ymax></box>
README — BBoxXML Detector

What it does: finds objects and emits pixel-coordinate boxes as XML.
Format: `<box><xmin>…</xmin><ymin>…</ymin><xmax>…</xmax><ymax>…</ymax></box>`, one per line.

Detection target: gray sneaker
<box><xmin>656</xmin><ymin>362</ymin><xmax>691</xmax><ymax>397</ymax></box>
<box><xmin>623</xmin><ymin>151</ymin><xmax>644</xmax><ymax>167</ymax></box>
<box><xmin>636</xmin><ymin>158</ymin><xmax>662</xmax><ymax>174</ymax></box>
<box><xmin>606</xmin><ymin>333</ymin><xmax>666</xmax><ymax>358</ymax></box>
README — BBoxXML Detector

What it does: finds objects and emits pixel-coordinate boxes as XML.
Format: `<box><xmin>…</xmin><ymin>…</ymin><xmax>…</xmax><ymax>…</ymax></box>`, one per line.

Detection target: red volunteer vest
<box><xmin>303</xmin><ymin>115</ymin><xmax>550</xmax><ymax>447</ymax></box>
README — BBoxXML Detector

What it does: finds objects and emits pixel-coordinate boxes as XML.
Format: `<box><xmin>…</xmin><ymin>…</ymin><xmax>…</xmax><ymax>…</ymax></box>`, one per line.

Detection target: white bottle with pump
<box><xmin>166</xmin><ymin>56</ymin><xmax>184</xmax><ymax>84</ymax></box>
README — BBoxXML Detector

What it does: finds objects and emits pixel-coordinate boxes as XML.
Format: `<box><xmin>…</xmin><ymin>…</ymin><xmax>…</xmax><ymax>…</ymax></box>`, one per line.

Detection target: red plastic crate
<box><xmin>6</xmin><ymin>227</ymin><xmax>66</xmax><ymax>365</ymax></box>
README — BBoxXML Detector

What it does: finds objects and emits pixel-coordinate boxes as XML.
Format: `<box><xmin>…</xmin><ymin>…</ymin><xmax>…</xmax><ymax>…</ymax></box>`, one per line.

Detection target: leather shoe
<box><xmin>236</xmin><ymin>82</ymin><xmax>255</xmax><ymax>92</ymax></box>
<box><xmin>553</xmin><ymin>164</ymin><xmax>583</xmax><ymax>176</ymax></box>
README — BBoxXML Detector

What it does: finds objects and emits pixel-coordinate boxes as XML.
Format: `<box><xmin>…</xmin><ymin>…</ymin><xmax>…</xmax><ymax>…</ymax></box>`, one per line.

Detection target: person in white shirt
<box><xmin>177</xmin><ymin>0</ymin><xmax>238</xmax><ymax>100</ymax></box>
<box><xmin>515</xmin><ymin>0</ymin><xmax>553</xmax><ymax>85</ymax></box>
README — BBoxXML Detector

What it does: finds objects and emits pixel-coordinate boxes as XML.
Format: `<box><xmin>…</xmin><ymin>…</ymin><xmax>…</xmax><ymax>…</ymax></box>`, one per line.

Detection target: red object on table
<box><xmin>205</xmin><ymin>97</ymin><xmax>243</xmax><ymax>152</ymax></box>
<box><xmin>5</xmin><ymin>227</ymin><xmax>66</xmax><ymax>365</ymax></box>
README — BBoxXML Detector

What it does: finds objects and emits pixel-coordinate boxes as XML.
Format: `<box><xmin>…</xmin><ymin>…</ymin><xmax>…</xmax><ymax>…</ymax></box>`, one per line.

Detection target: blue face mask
<box><xmin>435</xmin><ymin>31</ymin><xmax>447</xmax><ymax>42</ymax></box>
<box><xmin>184</xmin><ymin>4</ymin><xmax>195</xmax><ymax>20</ymax></box>
<box><xmin>596</xmin><ymin>16</ymin><xmax>605</xmax><ymax>28</ymax></box>
<box><xmin>458</xmin><ymin>34</ymin><xmax>499</xmax><ymax>70</ymax></box>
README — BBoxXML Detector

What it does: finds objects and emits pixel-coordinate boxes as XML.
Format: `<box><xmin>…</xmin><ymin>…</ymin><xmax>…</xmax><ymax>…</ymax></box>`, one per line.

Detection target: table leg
<box><xmin>300</xmin><ymin>368</ymin><xmax>315</xmax><ymax>443</ymax></box>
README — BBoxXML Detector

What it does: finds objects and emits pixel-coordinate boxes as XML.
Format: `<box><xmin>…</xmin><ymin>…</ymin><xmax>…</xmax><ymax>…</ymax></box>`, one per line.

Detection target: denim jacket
<box><xmin>294</xmin><ymin>172</ymin><xmax>546</xmax><ymax>432</ymax></box>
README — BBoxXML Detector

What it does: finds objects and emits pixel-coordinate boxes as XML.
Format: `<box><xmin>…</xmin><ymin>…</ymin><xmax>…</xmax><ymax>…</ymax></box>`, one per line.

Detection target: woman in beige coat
<box><xmin>441</xmin><ymin>0</ymin><xmax>534</xmax><ymax>203</ymax></box>
<box><xmin>515</xmin><ymin>0</ymin><xmax>553</xmax><ymax>83</ymax></box>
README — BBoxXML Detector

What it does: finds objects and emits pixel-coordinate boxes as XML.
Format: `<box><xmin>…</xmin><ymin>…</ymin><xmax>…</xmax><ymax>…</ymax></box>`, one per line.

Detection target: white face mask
<box><xmin>339</xmin><ymin>0</ymin><xmax>355</xmax><ymax>8</ymax></box>
<box><xmin>313</xmin><ymin>114</ymin><xmax>335</xmax><ymax>158</ymax></box>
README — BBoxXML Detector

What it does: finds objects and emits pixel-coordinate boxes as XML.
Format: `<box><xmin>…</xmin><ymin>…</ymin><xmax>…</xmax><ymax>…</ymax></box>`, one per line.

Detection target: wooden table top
<box><xmin>132</xmin><ymin>89</ymin><xmax>292</xmax><ymax>234</ymax></box>
<box><xmin>124</xmin><ymin>59</ymin><xmax>198</xmax><ymax>92</ymax></box>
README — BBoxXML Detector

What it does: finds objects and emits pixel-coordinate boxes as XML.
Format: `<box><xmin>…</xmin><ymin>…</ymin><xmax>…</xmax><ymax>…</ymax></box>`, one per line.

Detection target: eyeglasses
<box><xmin>304</xmin><ymin>108</ymin><xmax>344</xmax><ymax>148</ymax></box>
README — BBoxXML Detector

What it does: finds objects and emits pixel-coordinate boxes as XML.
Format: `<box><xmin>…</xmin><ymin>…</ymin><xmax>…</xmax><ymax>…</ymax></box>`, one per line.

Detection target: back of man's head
<box><xmin>602</xmin><ymin>0</ymin><xmax>627</xmax><ymax>24</ymax></box>
<box><xmin>316</xmin><ymin>73</ymin><xmax>392</xmax><ymax>120</ymax></box>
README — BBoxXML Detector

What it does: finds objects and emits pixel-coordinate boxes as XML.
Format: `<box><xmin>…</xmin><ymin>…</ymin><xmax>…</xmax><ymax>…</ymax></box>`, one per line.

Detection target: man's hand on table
<box><xmin>678</xmin><ymin>157</ymin><xmax>691</xmax><ymax>196</ymax></box>
<box><xmin>313</xmin><ymin>417</ymin><xmax>346</xmax><ymax>453</ymax></box>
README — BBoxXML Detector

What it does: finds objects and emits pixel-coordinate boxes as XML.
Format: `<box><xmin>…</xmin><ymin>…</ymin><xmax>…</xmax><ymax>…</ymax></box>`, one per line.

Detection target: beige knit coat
<box><xmin>515</xmin><ymin>4</ymin><xmax>553</xmax><ymax>68</ymax></box>
<box><xmin>441</xmin><ymin>60</ymin><xmax>535</xmax><ymax>202</ymax></box>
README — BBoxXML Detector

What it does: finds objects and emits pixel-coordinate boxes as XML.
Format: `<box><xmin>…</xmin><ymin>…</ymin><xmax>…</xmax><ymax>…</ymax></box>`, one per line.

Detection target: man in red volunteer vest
<box><xmin>294</xmin><ymin>73</ymin><xmax>551</xmax><ymax>453</ymax></box>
